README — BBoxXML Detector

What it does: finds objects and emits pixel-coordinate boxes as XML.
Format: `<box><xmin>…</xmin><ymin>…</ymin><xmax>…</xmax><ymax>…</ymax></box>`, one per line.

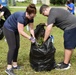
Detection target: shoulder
<box><xmin>17</xmin><ymin>12</ymin><xmax>25</xmax><ymax>23</ymax></box>
<box><xmin>13</xmin><ymin>12</ymin><xmax>24</xmax><ymax>17</ymax></box>
<box><xmin>70</xmin><ymin>3</ymin><xmax>74</xmax><ymax>6</ymax></box>
<box><xmin>2</xmin><ymin>6</ymin><xmax>7</xmax><ymax>9</ymax></box>
<box><xmin>1</xmin><ymin>6</ymin><xmax>7</xmax><ymax>11</ymax></box>
<box><xmin>49</xmin><ymin>8</ymin><xmax>62</xmax><ymax>15</ymax></box>
<box><xmin>49</xmin><ymin>8</ymin><xmax>56</xmax><ymax>15</ymax></box>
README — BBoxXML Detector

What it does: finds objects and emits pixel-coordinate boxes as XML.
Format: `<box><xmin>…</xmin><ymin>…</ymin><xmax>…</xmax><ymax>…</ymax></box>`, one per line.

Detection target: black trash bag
<box><xmin>0</xmin><ymin>19</ymin><xmax>5</xmax><ymax>40</ymax></box>
<box><xmin>29</xmin><ymin>23</ymin><xmax>56</xmax><ymax>71</ymax></box>
<box><xmin>0</xmin><ymin>19</ymin><xmax>5</xmax><ymax>28</ymax></box>
<box><xmin>0</xmin><ymin>27</ymin><xmax>4</xmax><ymax>40</ymax></box>
<box><xmin>34</xmin><ymin>23</ymin><xmax>45</xmax><ymax>45</ymax></box>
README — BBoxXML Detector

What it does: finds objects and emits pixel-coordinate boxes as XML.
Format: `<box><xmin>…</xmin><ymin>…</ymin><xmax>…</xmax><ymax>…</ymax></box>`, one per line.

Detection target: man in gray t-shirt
<box><xmin>39</xmin><ymin>4</ymin><xmax>76</xmax><ymax>70</ymax></box>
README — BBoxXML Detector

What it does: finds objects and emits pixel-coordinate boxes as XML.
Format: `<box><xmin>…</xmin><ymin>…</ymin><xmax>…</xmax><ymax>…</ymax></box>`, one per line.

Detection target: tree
<box><xmin>50</xmin><ymin>0</ymin><xmax>67</xmax><ymax>5</ymax></box>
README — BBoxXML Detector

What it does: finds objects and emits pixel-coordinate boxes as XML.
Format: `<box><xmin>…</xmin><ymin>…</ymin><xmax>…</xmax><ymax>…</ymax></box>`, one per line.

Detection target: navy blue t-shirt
<box><xmin>4</xmin><ymin>11</ymin><xmax>34</xmax><ymax>32</ymax></box>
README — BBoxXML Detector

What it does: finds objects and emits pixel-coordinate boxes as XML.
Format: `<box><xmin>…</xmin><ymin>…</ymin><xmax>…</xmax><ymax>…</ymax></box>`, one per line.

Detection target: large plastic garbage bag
<box><xmin>0</xmin><ymin>19</ymin><xmax>5</xmax><ymax>40</ymax></box>
<box><xmin>29</xmin><ymin>23</ymin><xmax>56</xmax><ymax>71</ymax></box>
<box><xmin>0</xmin><ymin>27</ymin><xmax>4</xmax><ymax>40</ymax></box>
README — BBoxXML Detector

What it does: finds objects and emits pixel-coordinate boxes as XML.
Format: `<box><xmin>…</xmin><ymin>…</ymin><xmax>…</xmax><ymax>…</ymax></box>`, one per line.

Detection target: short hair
<box><xmin>66</xmin><ymin>0</ymin><xmax>71</xmax><ymax>4</ymax></box>
<box><xmin>39</xmin><ymin>4</ymin><xmax>49</xmax><ymax>14</ymax></box>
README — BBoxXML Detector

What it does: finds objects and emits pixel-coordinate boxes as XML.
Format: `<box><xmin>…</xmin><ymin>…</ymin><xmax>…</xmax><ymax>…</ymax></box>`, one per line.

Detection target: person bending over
<box><xmin>3</xmin><ymin>4</ymin><xmax>36</xmax><ymax>75</ymax></box>
<box><xmin>39</xmin><ymin>4</ymin><xmax>76</xmax><ymax>70</ymax></box>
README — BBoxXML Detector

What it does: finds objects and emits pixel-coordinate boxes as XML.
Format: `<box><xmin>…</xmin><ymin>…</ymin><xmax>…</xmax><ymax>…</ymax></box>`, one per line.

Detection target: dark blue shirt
<box><xmin>4</xmin><ymin>11</ymin><xmax>34</xmax><ymax>32</ymax></box>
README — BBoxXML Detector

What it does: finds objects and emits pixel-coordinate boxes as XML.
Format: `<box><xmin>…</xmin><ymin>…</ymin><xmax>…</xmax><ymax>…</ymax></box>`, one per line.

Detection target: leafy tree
<box><xmin>50</xmin><ymin>0</ymin><xmax>67</xmax><ymax>5</ymax></box>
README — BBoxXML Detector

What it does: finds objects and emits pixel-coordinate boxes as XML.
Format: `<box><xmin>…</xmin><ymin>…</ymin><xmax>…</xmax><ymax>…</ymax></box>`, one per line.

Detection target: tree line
<box><xmin>50</xmin><ymin>0</ymin><xmax>74</xmax><ymax>5</ymax></box>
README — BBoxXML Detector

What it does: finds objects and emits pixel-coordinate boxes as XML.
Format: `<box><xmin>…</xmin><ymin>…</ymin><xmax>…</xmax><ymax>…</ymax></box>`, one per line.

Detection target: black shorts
<box><xmin>64</xmin><ymin>28</ymin><xmax>76</xmax><ymax>49</ymax></box>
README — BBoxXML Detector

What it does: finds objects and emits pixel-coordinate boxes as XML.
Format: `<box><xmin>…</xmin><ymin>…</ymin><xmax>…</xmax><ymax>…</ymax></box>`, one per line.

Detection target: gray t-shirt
<box><xmin>47</xmin><ymin>8</ymin><xmax>76</xmax><ymax>30</ymax></box>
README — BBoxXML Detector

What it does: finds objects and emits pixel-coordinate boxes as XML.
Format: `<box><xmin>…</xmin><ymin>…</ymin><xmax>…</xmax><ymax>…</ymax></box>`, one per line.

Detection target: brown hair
<box><xmin>26</xmin><ymin>4</ymin><xmax>37</xmax><ymax>15</ymax></box>
<box><xmin>66</xmin><ymin>0</ymin><xmax>71</xmax><ymax>4</ymax></box>
<box><xmin>39</xmin><ymin>4</ymin><xmax>49</xmax><ymax>14</ymax></box>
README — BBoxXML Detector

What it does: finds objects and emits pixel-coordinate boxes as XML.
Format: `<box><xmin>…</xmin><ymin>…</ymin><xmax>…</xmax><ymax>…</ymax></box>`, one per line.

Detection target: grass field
<box><xmin>0</xmin><ymin>7</ymin><xmax>76</xmax><ymax>75</ymax></box>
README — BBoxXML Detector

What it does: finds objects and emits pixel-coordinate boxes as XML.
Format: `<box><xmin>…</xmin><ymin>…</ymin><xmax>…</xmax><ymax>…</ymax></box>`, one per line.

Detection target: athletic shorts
<box><xmin>64</xmin><ymin>27</ymin><xmax>76</xmax><ymax>49</ymax></box>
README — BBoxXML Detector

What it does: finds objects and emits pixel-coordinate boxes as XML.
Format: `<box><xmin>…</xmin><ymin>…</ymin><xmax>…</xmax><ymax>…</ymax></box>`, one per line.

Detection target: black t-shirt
<box><xmin>47</xmin><ymin>8</ymin><xmax>76</xmax><ymax>30</ymax></box>
<box><xmin>0</xmin><ymin>6</ymin><xmax>11</xmax><ymax>20</ymax></box>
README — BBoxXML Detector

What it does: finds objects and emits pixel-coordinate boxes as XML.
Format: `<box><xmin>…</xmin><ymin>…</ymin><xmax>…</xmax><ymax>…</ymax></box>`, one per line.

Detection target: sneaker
<box><xmin>5</xmin><ymin>68</ymin><xmax>15</xmax><ymax>75</ymax></box>
<box><xmin>57</xmin><ymin>62</ymin><xmax>71</xmax><ymax>67</ymax></box>
<box><xmin>12</xmin><ymin>65</ymin><xmax>21</xmax><ymax>70</ymax></box>
<box><xmin>55</xmin><ymin>62</ymin><xmax>70</xmax><ymax>70</ymax></box>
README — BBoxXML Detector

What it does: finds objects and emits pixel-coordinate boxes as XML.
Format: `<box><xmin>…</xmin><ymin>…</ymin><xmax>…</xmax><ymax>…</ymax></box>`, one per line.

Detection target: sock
<box><xmin>13</xmin><ymin>65</ymin><xmax>17</xmax><ymax>68</ymax></box>
<box><xmin>63</xmin><ymin>62</ymin><xmax>68</xmax><ymax>66</ymax></box>
<box><xmin>7</xmin><ymin>67</ymin><xmax>12</xmax><ymax>70</ymax></box>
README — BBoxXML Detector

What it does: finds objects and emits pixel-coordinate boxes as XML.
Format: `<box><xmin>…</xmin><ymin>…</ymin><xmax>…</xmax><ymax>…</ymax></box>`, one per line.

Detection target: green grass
<box><xmin>9</xmin><ymin>1</ymin><xmax>42</xmax><ymax>7</ymax></box>
<box><xmin>15</xmin><ymin>1</ymin><xmax>31</xmax><ymax>6</ymax></box>
<box><xmin>9</xmin><ymin>1</ymin><xmax>66</xmax><ymax>7</ymax></box>
<box><xmin>0</xmin><ymin>8</ymin><xmax>76</xmax><ymax>75</ymax></box>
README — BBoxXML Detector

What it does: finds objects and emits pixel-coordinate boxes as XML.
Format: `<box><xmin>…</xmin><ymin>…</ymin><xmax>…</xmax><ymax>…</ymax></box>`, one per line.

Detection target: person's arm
<box><xmin>29</xmin><ymin>23</ymin><xmax>35</xmax><ymax>38</ymax></box>
<box><xmin>0</xmin><ymin>11</ymin><xmax>4</xmax><ymax>19</ymax></box>
<box><xmin>17</xmin><ymin>22</ymin><xmax>31</xmax><ymax>40</ymax></box>
<box><xmin>65</xmin><ymin>4</ymin><xmax>72</xmax><ymax>10</ymax></box>
<box><xmin>67</xmin><ymin>6</ymin><xmax>72</xmax><ymax>10</ymax></box>
<box><xmin>44</xmin><ymin>23</ymin><xmax>53</xmax><ymax>42</ymax></box>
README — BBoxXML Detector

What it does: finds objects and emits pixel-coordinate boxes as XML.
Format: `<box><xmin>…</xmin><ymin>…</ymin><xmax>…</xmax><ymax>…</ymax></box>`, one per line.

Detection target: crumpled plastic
<box><xmin>29</xmin><ymin>23</ymin><xmax>56</xmax><ymax>71</ymax></box>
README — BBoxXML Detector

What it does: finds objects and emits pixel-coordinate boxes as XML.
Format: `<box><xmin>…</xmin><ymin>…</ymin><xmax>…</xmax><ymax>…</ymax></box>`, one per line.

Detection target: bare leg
<box><xmin>12</xmin><ymin>62</ymin><xmax>17</xmax><ymax>67</ymax></box>
<box><xmin>64</xmin><ymin>49</ymin><xmax>73</xmax><ymax>64</ymax></box>
<box><xmin>7</xmin><ymin>65</ymin><xmax>12</xmax><ymax>69</ymax></box>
